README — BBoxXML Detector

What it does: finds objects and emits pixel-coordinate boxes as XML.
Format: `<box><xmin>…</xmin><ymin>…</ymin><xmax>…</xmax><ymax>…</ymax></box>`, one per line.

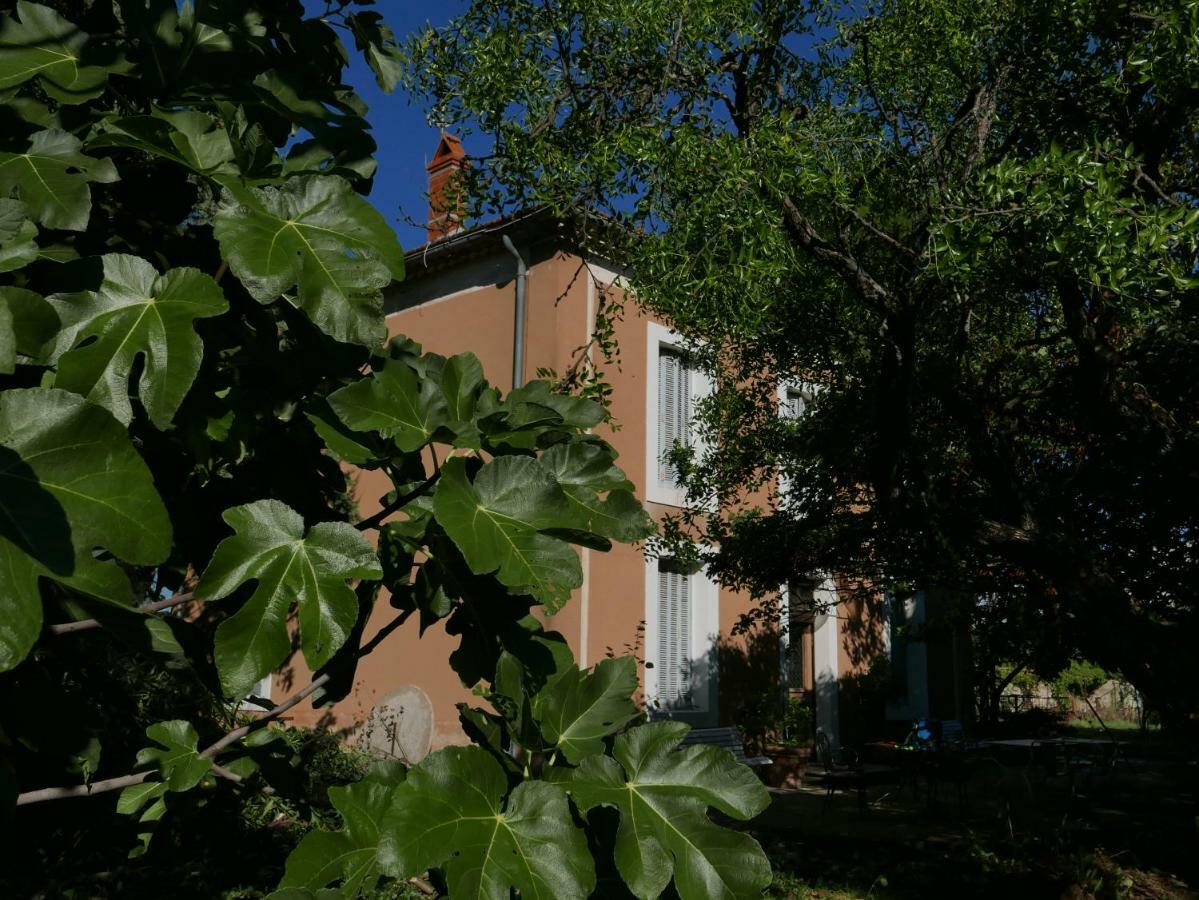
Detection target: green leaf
<box><xmin>48</xmin><ymin>254</ymin><xmax>228</xmax><ymax>428</ymax></box>
<box><xmin>328</xmin><ymin>358</ymin><xmax>448</xmax><ymax>452</ymax></box>
<box><xmin>0</xmin><ymin>1</ymin><xmax>114</xmax><ymax>102</ymax></box>
<box><xmin>538</xmin><ymin>444</ymin><xmax>652</xmax><ymax>540</ymax></box>
<box><xmin>90</xmin><ymin>109</ymin><xmax>237</xmax><ymax>175</ymax></box>
<box><xmin>0</xmin><ymin>300</ymin><xmax>12</xmax><ymax>374</ymax></box>
<box><xmin>540</xmin><ymin>441</ymin><xmax>634</xmax><ymax>492</ymax></box>
<box><xmin>379</xmin><ymin>745</ymin><xmax>595</xmax><ymax>899</ymax></box>
<box><xmin>0</xmin><ymin>198</ymin><xmax>38</xmax><ymax>273</ymax></box>
<box><xmin>0</xmin><ymin>387</ymin><xmax>171</xmax><ymax>672</ymax></box>
<box><xmin>566</xmin><ymin>722</ymin><xmax>772</xmax><ymax>900</ymax></box>
<box><xmin>532</xmin><ymin>657</ymin><xmax>640</xmax><ymax>763</ymax></box>
<box><xmin>563</xmin><ymin>487</ymin><xmax>654</xmax><ymax>543</ymax></box>
<box><xmin>117</xmin><ymin>780</ymin><xmax>167</xmax><ymax>816</ymax></box>
<box><xmin>116</xmin><ymin>780</ymin><xmax>167</xmax><ymax>858</ymax></box>
<box><xmin>433</xmin><ymin>456</ymin><xmax>582</xmax><ymax>609</ymax></box>
<box><xmin>280</xmin><ymin>764</ymin><xmax>406</xmax><ymax>896</ymax></box>
<box><xmin>507</xmin><ymin>381</ymin><xmax>604</xmax><ymax>429</ymax></box>
<box><xmin>266</xmin><ymin>888</ymin><xmax>342</xmax><ymax>900</ymax></box>
<box><xmin>440</xmin><ymin>351</ymin><xmax>485</xmax><ymax>422</ymax></box>
<box><xmin>212</xmin><ymin>175</ymin><xmax>403</xmax><ymax>347</ymax></box>
<box><xmin>0</xmin><ymin>286</ymin><xmax>58</xmax><ymax>365</ymax></box>
<box><xmin>0</xmin><ymin>129</ymin><xmax>118</xmax><ymax>231</ymax></box>
<box><xmin>135</xmin><ymin>720</ymin><xmax>212</xmax><ymax>792</ymax></box>
<box><xmin>347</xmin><ymin>11</ymin><xmax>404</xmax><ymax>93</ymax></box>
<box><xmin>196</xmin><ymin>500</ymin><xmax>382</xmax><ymax>698</ymax></box>
<box><xmin>305</xmin><ymin>397</ymin><xmax>391</xmax><ymax>467</ymax></box>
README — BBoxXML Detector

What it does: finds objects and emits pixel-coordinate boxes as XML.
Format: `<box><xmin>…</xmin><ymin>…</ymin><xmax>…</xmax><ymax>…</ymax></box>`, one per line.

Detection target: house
<box><xmin>276</xmin><ymin>135</ymin><xmax>958</xmax><ymax>758</ymax></box>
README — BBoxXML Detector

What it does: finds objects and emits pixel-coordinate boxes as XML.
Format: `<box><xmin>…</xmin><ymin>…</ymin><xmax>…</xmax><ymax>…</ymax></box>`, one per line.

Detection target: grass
<box><xmin>749</xmin><ymin>743</ymin><xmax>1198</xmax><ymax>900</ymax></box>
<box><xmin>1065</xmin><ymin>716</ymin><xmax>1156</xmax><ymax>732</ymax></box>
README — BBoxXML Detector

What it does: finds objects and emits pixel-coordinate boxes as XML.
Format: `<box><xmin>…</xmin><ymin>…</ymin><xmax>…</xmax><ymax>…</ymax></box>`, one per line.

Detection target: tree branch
<box><xmin>16</xmin><ymin>772</ymin><xmax>152</xmax><ymax>807</ymax></box>
<box><xmin>48</xmin><ymin>591</ymin><xmax>197</xmax><ymax>636</ymax></box>
<box><xmin>201</xmin><ymin>673</ymin><xmax>332</xmax><ymax>759</ymax></box>
<box><xmin>21</xmin><ymin>534</ymin><xmax>425</xmax><ymax>806</ymax></box>
<box><xmin>780</xmin><ymin>194</ymin><xmax>892</xmax><ymax>313</ymax></box>
<box><xmin>355</xmin><ymin>469</ymin><xmax>442</xmax><ymax>531</ymax></box>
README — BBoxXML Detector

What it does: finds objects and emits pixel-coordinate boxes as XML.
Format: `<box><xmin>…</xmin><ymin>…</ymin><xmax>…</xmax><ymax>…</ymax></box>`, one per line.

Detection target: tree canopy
<box><xmin>403</xmin><ymin>0</ymin><xmax>1199</xmax><ymax>724</ymax></box>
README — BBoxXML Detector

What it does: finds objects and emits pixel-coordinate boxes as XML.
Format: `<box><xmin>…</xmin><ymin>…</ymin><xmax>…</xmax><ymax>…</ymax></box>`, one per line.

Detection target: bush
<box><xmin>782</xmin><ymin>699</ymin><xmax>814</xmax><ymax>747</ymax></box>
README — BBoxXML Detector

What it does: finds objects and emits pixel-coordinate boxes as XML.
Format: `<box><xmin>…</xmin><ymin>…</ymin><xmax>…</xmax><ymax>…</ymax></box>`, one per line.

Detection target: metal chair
<box><xmin>808</xmin><ymin>728</ymin><xmax>899</xmax><ymax>813</ymax></box>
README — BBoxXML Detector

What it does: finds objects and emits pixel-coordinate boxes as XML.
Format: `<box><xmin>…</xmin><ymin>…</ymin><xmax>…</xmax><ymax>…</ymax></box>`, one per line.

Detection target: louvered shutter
<box><xmin>785</xmin><ymin>606</ymin><xmax>806</xmax><ymax>688</ymax></box>
<box><xmin>657</xmin><ymin>562</ymin><xmax>692</xmax><ymax>708</ymax></box>
<box><xmin>658</xmin><ymin>349</ymin><xmax>690</xmax><ymax>484</ymax></box>
<box><xmin>784</xmin><ymin>388</ymin><xmax>805</xmax><ymax>419</ymax></box>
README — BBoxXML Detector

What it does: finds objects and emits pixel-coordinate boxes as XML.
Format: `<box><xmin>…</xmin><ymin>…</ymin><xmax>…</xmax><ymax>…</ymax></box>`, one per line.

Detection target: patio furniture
<box><xmin>980</xmin><ymin>736</ymin><xmax>1121</xmax><ymax>803</ymax></box>
<box><xmin>941</xmin><ymin>719</ymin><xmax>966</xmax><ymax>747</ymax></box>
<box><xmin>677</xmin><ymin>726</ymin><xmax>772</xmax><ymax>767</ymax></box>
<box><xmin>807</xmin><ymin>728</ymin><xmax>899</xmax><ymax>812</ymax></box>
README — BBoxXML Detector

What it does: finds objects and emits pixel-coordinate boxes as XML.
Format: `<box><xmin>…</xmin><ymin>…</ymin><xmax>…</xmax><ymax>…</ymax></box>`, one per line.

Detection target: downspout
<box><xmin>501</xmin><ymin>235</ymin><xmax>527</xmax><ymax>389</ymax></box>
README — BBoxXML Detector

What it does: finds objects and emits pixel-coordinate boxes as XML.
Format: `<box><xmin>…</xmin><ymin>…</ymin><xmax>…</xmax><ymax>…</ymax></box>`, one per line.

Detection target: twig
<box><xmin>19</xmin><ymin>569</ymin><xmax>410</xmax><ymax>805</ymax></box>
<box><xmin>201</xmin><ymin>674</ymin><xmax>332</xmax><ymax>759</ymax></box>
<box><xmin>211</xmin><ymin>762</ymin><xmax>276</xmax><ymax>795</ymax></box>
<box><xmin>48</xmin><ymin>591</ymin><xmax>197</xmax><ymax>636</ymax></box>
<box><xmin>409</xmin><ymin>876</ymin><xmax>437</xmax><ymax>896</ymax></box>
<box><xmin>16</xmin><ymin>771</ymin><xmax>152</xmax><ymax>806</ymax></box>
<box><xmin>354</xmin><ymin>469</ymin><xmax>441</xmax><ymax>531</ymax></box>
<box><xmin>213</xmin><ymin>260</ymin><xmax>228</xmax><ymax>283</ymax></box>
<box><xmin>16</xmin><ymin>674</ymin><xmax>329</xmax><ymax>806</ymax></box>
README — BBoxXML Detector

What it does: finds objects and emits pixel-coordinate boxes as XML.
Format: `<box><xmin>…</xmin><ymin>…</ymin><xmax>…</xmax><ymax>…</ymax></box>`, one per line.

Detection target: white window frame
<box><xmin>239</xmin><ymin>673</ymin><xmax>273</xmax><ymax>711</ymax></box>
<box><xmin>645</xmin><ymin>321</ymin><xmax>712</xmax><ymax>508</ymax></box>
<box><xmin>776</xmin><ymin>379</ymin><xmax>815</xmax><ymax>499</ymax></box>
<box><xmin>643</xmin><ymin>552</ymin><xmax>720</xmax><ymax>714</ymax></box>
<box><xmin>779</xmin><ymin>581</ymin><xmax>811</xmax><ymax>692</ymax></box>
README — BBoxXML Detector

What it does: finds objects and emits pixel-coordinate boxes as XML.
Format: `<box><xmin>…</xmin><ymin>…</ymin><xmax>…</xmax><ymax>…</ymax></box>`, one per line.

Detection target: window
<box><xmin>657</xmin><ymin>348</ymin><xmax>692</xmax><ymax>485</ymax></box>
<box><xmin>656</xmin><ymin>558</ymin><xmax>693</xmax><ymax>708</ymax></box>
<box><xmin>644</xmin><ymin>551</ymin><xmax>720</xmax><ymax>717</ymax></box>
<box><xmin>239</xmin><ymin>673</ymin><xmax>273</xmax><ymax>711</ymax></box>
<box><xmin>781</xmin><ymin>581</ymin><xmax>816</xmax><ymax>692</ymax></box>
<box><xmin>776</xmin><ymin>385</ymin><xmax>810</xmax><ymax>499</ymax></box>
<box><xmin>888</xmin><ymin>594</ymin><xmax>909</xmax><ymax>698</ymax></box>
<box><xmin>782</xmin><ymin>387</ymin><xmax>806</xmax><ymax>420</ymax></box>
<box><xmin>645</xmin><ymin>321</ymin><xmax>711</xmax><ymax>507</ymax></box>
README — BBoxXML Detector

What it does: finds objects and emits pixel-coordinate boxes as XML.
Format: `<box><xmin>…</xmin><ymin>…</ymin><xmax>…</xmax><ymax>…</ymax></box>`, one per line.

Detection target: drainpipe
<box><xmin>501</xmin><ymin>234</ymin><xmax>527</xmax><ymax>389</ymax></box>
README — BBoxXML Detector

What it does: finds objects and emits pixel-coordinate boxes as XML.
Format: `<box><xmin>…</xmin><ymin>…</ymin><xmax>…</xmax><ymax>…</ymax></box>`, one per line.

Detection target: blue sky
<box><xmin>338</xmin><ymin>1</ymin><xmax>466</xmax><ymax>249</ymax></box>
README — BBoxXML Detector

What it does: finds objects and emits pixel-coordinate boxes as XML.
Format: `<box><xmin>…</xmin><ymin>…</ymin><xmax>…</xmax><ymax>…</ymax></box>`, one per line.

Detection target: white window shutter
<box><xmin>658</xmin><ymin>350</ymin><xmax>690</xmax><ymax>485</ymax></box>
<box><xmin>784</xmin><ymin>388</ymin><xmax>805</xmax><ymax>419</ymax></box>
<box><xmin>657</xmin><ymin>562</ymin><xmax>692</xmax><ymax>708</ymax></box>
<box><xmin>678</xmin><ymin>570</ymin><xmax>691</xmax><ymax>701</ymax></box>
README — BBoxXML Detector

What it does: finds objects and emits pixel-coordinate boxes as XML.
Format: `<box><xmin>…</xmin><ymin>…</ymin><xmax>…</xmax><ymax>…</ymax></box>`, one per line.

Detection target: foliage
<box><xmin>1053</xmin><ymin>658</ymin><xmax>1111</xmax><ymax>702</ymax></box>
<box><xmin>401</xmin><ymin>0</ymin><xmax>1199</xmax><ymax>727</ymax></box>
<box><xmin>781</xmin><ymin>699</ymin><xmax>813</xmax><ymax>747</ymax></box>
<box><xmin>0</xmin><ymin>2</ymin><xmax>769</xmax><ymax>898</ymax></box>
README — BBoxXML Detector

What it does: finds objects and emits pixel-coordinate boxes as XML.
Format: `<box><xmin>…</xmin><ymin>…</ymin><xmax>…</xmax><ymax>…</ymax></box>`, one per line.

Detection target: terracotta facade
<box><xmin>272</xmin><ymin>185</ymin><xmax>958</xmax><ymax>753</ymax></box>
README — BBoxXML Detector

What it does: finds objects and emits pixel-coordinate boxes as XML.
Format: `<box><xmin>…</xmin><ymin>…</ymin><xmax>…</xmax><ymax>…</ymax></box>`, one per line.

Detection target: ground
<box><xmin>750</xmin><ymin>728</ymin><xmax>1197</xmax><ymax>900</ymax></box>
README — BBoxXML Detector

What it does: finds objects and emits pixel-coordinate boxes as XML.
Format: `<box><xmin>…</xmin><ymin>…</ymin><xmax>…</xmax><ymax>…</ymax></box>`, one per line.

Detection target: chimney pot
<box><xmin>426</xmin><ymin>132</ymin><xmax>467</xmax><ymax>242</ymax></box>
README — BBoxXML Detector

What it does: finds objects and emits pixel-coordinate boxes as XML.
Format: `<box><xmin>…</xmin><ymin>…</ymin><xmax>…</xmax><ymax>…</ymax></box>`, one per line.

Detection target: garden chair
<box><xmin>807</xmin><ymin>728</ymin><xmax>899</xmax><ymax>813</ymax></box>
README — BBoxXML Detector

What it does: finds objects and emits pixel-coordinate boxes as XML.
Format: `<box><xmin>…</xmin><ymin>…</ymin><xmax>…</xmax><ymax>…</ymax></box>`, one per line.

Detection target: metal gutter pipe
<box><xmin>501</xmin><ymin>234</ymin><xmax>528</xmax><ymax>389</ymax></box>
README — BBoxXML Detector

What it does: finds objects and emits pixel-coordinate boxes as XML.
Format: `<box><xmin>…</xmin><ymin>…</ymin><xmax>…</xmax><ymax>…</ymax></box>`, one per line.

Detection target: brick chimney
<box><xmin>426</xmin><ymin>132</ymin><xmax>467</xmax><ymax>242</ymax></box>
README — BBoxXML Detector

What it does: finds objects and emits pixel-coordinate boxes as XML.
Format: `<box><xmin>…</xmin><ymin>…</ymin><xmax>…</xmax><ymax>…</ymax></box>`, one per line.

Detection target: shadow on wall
<box><xmin>717</xmin><ymin>604</ymin><xmax>902</xmax><ymax>753</ymax></box>
<box><xmin>717</xmin><ymin>623</ymin><xmax>783</xmax><ymax>754</ymax></box>
<box><xmin>839</xmin><ymin>585</ymin><xmax>889</xmax><ymax>672</ymax></box>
